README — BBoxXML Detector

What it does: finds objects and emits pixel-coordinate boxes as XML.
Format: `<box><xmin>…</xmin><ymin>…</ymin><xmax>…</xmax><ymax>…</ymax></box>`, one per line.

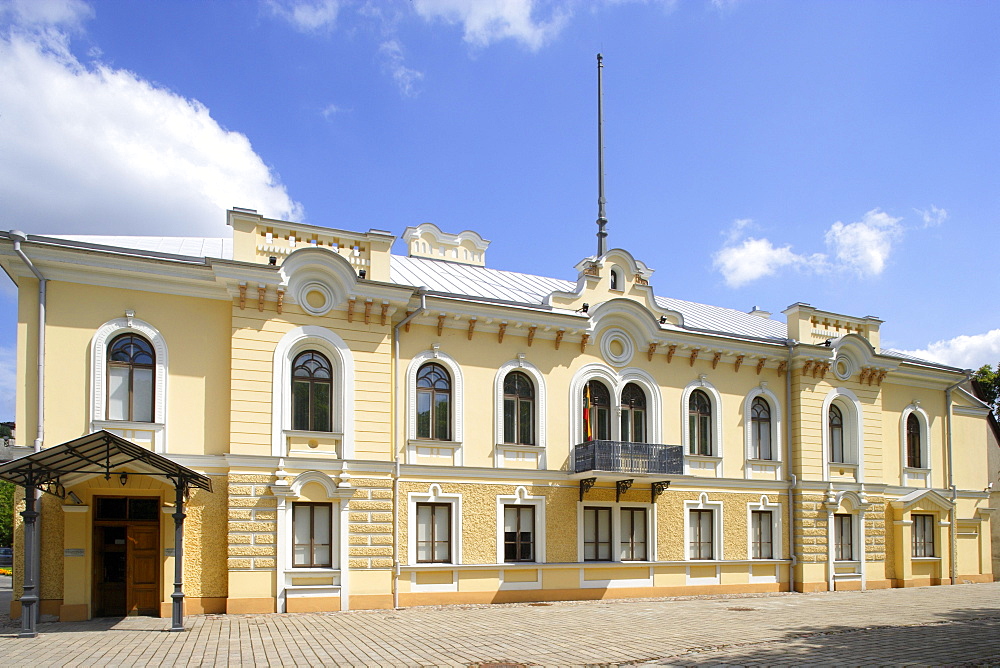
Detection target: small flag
<box><xmin>583</xmin><ymin>382</ymin><xmax>592</xmax><ymax>441</ymax></box>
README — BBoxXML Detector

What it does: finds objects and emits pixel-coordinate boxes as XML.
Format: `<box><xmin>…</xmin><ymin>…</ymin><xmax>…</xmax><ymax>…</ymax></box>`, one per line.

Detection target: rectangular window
<box><xmin>416</xmin><ymin>503</ymin><xmax>451</xmax><ymax>563</ymax></box>
<box><xmin>834</xmin><ymin>513</ymin><xmax>853</xmax><ymax>561</ymax></box>
<box><xmin>583</xmin><ymin>507</ymin><xmax>612</xmax><ymax>561</ymax></box>
<box><xmin>751</xmin><ymin>510</ymin><xmax>773</xmax><ymax>559</ymax></box>
<box><xmin>620</xmin><ymin>508</ymin><xmax>647</xmax><ymax>561</ymax></box>
<box><xmin>912</xmin><ymin>514</ymin><xmax>935</xmax><ymax>557</ymax></box>
<box><xmin>503</xmin><ymin>505</ymin><xmax>535</xmax><ymax>562</ymax></box>
<box><xmin>292</xmin><ymin>503</ymin><xmax>332</xmax><ymax>568</ymax></box>
<box><xmin>107</xmin><ymin>366</ymin><xmax>129</xmax><ymax>421</ymax></box>
<box><xmin>689</xmin><ymin>509</ymin><xmax>714</xmax><ymax>560</ymax></box>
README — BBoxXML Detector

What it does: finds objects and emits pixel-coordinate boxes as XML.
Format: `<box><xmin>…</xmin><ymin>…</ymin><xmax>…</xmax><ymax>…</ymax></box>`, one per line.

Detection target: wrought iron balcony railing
<box><xmin>573</xmin><ymin>440</ymin><xmax>683</xmax><ymax>476</ymax></box>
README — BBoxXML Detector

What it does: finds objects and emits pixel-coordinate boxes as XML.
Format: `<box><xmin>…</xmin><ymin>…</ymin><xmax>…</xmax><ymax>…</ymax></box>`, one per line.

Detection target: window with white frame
<box><xmin>688</xmin><ymin>390</ymin><xmax>713</xmax><ymax>455</ymax></box>
<box><xmin>415</xmin><ymin>503</ymin><xmax>451</xmax><ymax>563</ymax></box>
<box><xmin>829</xmin><ymin>404</ymin><xmax>846</xmax><ymax>463</ymax></box>
<box><xmin>822</xmin><ymin>390</ymin><xmax>863</xmax><ymax>474</ymax></box>
<box><xmin>750</xmin><ymin>510</ymin><xmax>773</xmax><ymax>559</ymax></box>
<box><xmin>911</xmin><ymin>513</ymin><xmax>935</xmax><ymax>557</ymax></box>
<box><xmin>292</xmin><ymin>502</ymin><xmax>332</xmax><ymax>568</ymax></box>
<box><xmin>906</xmin><ymin>413</ymin><xmax>922</xmax><ymax>468</ymax></box>
<box><xmin>689</xmin><ymin>509</ymin><xmax>715</xmax><ymax>559</ymax></box>
<box><xmin>833</xmin><ymin>513</ymin><xmax>854</xmax><ymax>561</ymax></box>
<box><xmin>750</xmin><ymin>397</ymin><xmax>772</xmax><ymax>460</ymax></box>
<box><xmin>272</xmin><ymin>326</ymin><xmax>355</xmax><ymax>458</ymax></box>
<box><xmin>583</xmin><ymin>506</ymin><xmax>612</xmax><ymax>560</ymax></box>
<box><xmin>406</xmin><ymin>349</ymin><xmax>463</xmax><ymax>446</ymax></box>
<box><xmin>620</xmin><ymin>507</ymin><xmax>647</xmax><ymax>560</ymax></box>
<box><xmin>620</xmin><ymin>383</ymin><xmax>647</xmax><ymax>443</ymax></box>
<box><xmin>583</xmin><ymin>380</ymin><xmax>612</xmax><ymax>441</ymax></box>
<box><xmin>416</xmin><ymin>363</ymin><xmax>452</xmax><ymax>441</ymax></box>
<box><xmin>503</xmin><ymin>505</ymin><xmax>535</xmax><ymax>562</ymax></box>
<box><xmin>91</xmin><ymin>317</ymin><xmax>169</xmax><ymax>452</ymax></box>
<box><xmin>503</xmin><ymin>371</ymin><xmax>534</xmax><ymax>445</ymax></box>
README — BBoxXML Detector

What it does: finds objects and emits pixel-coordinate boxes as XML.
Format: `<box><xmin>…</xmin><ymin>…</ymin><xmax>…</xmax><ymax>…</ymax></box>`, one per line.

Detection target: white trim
<box><xmin>900</xmin><ymin>404</ymin><xmax>931</xmax><ymax>487</ymax></box>
<box><xmin>567</xmin><ymin>363</ymin><xmax>663</xmax><ymax>448</ymax></box>
<box><xmin>494</xmin><ymin>358</ymin><xmax>547</xmax><ymax>468</ymax></box>
<box><xmin>681</xmin><ymin>377</ymin><xmax>724</xmax><ymax>474</ymax></box>
<box><xmin>600</xmin><ymin>327</ymin><xmax>634</xmax><ymax>366</ymax></box>
<box><xmin>821</xmin><ymin>388</ymin><xmax>864</xmax><ymax>482</ymax></box>
<box><xmin>407</xmin><ymin>485</ymin><xmax>463</xmax><ymax>566</ymax></box>
<box><xmin>496</xmin><ymin>486</ymin><xmax>547</xmax><ymax>565</ymax></box>
<box><xmin>576</xmin><ymin>500</ymin><xmax>657</xmax><ymax>563</ymax></box>
<box><xmin>406</xmin><ymin>349</ymin><xmax>464</xmax><ymax>464</ymax></box>
<box><xmin>272</xmin><ymin>326</ymin><xmax>356</xmax><ymax>459</ymax></box>
<box><xmin>742</xmin><ymin>384</ymin><xmax>783</xmax><ymax>479</ymax></box>
<box><xmin>684</xmin><ymin>493</ymin><xmax>724</xmax><ymax>561</ymax></box>
<box><xmin>90</xmin><ymin>317</ymin><xmax>168</xmax><ymax>452</ymax></box>
<box><xmin>274</xmin><ymin>470</ymin><xmax>349</xmax><ymax>612</ymax></box>
<box><xmin>747</xmin><ymin>495</ymin><xmax>782</xmax><ymax>561</ymax></box>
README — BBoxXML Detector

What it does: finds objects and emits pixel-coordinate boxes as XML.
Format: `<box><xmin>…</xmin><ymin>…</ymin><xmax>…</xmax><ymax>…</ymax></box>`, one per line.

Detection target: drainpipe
<box><xmin>9</xmin><ymin>231</ymin><xmax>45</xmax><ymax>452</ymax></box>
<box><xmin>784</xmin><ymin>339</ymin><xmax>797</xmax><ymax>592</ymax></box>
<box><xmin>391</xmin><ymin>289</ymin><xmax>427</xmax><ymax>609</ymax></box>
<box><xmin>9</xmin><ymin>230</ymin><xmax>45</xmax><ymax>627</ymax></box>
<box><xmin>945</xmin><ymin>371</ymin><xmax>971</xmax><ymax>585</ymax></box>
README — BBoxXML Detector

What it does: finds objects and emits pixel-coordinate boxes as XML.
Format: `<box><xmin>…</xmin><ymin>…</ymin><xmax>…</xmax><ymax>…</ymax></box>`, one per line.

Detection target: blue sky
<box><xmin>0</xmin><ymin>0</ymin><xmax>998</xmax><ymax>420</ymax></box>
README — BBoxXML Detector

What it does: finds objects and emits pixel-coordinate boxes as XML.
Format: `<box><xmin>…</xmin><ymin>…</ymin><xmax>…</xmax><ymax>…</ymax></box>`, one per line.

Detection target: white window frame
<box><xmin>746</xmin><ymin>495</ymin><xmax>782</xmax><ymax>560</ymax></box>
<box><xmin>495</xmin><ymin>487</ymin><xmax>546</xmax><ymax>564</ymax></box>
<box><xmin>274</xmin><ymin>470</ymin><xmax>352</xmax><ymax>612</ymax></box>
<box><xmin>90</xmin><ymin>317</ymin><xmax>168</xmax><ymax>452</ymax></box>
<box><xmin>900</xmin><ymin>404</ymin><xmax>931</xmax><ymax>487</ymax></box>
<box><xmin>568</xmin><ymin>364</ymin><xmax>663</xmax><ymax>447</ymax></box>
<box><xmin>832</xmin><ymin>512</ymin><xmax>857</xmax><ymax>562</ymax></box>
<box><xmin>406</xmin><ymin>348</ymin><xmax>464</xmax><ymax>464</ymax></box>
<box><xmin>407</xmin><ymin>484</ymin><xmax>462</xmax><ymax>566</ymax></box>
<box><xmin>743</xmin><ymin>384</ymin><xmax>782</xmax><ymax>469</ymax></box>
<box><xmin>576</xmin><ymin>500</ymin><xmax>656</xmax><ymax>563</ymax></box>
<box><xmin>681</xmin><ymin>377</ymin><xmax>724</xmax><ymax>474</ymax></box>
<box><xmin>684</xmin><ymin>493</ymin><xmax>724</xmax><ymax>561</ymax></box>
<box><xmin>272</xmin><ymin>325</ymin><xmax>355</xmax><ymax>458</ymax></box>
<box><xmin>821</xmin><ymin>388</ymin><xmax>864</xmax><ymax>481</ymax></box>
<box><xmin>494</xmin><ymin>358</ymin><xmax>547</xmax><ymax>467</ymax></box>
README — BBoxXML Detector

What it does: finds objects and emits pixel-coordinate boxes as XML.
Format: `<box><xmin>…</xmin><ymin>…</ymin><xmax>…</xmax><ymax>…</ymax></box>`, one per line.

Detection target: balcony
<box><xmin>573</xmin><ymin>440</ymin><xmax>683</xmax><ymax>476</ymax></box>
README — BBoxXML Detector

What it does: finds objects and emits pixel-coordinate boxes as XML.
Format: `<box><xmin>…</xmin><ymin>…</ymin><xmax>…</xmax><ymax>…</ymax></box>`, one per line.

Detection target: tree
<box><xmin>0</xmin><ymin>481</ymin><xmax>13</xmax><ymax>547</ymax></box>
<box><xmin>973</xmin><ymin>362</ymin><xmax>1000</xmax><ymax>420</ymax></box>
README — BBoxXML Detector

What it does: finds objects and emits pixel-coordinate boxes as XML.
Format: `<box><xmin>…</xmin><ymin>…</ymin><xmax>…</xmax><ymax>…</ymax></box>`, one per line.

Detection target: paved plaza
<box><xmin>0</xmin><ymin>582</ymin><xmax>998</xmax><ymax>666</ymax></box>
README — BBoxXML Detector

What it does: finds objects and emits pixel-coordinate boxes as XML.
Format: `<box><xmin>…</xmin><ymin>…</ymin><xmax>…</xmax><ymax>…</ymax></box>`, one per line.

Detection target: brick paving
<box><xmin>0</xmin><ymin>583</ymin><xmax>997</xmax><ymax>666</ymax></box>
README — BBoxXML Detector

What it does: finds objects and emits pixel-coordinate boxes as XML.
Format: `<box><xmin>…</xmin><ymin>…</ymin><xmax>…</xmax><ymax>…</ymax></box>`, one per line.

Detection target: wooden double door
<box><xmin>93</xmin><ymin>499</ymin><xmax>160</xmax><ymax>617</ymax></box>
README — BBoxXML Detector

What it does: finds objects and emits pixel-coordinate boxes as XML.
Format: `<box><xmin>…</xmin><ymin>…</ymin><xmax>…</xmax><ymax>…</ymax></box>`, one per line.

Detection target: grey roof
<box><xmin>48</xmin><ymin>235</ymin><xmax>233</xmax><ymax>259</ymax></box>
<box><xmin>391</xmin><ymin>255</ymin><xmax>789</xmax><ymax>341</ymax></box>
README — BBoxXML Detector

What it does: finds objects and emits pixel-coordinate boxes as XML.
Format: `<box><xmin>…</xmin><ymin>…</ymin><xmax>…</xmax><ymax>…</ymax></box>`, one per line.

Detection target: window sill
<box><xmin>829</xmin><ymin>462</ymin><xmax>858</xmax><ymax>468</ymax></box>
<box><xmin>285</xmin><ymin>567</ymin><xmax>339</xmax><ymax>573</ymax></box>
<box><xmin>408</xmin><ymin>439</ymin><xmax>462</xmax><ymax>449</ymax></box>
<box><xmin>686</xmin><ymin>454</ymin><xmax>721</xmax><ymax>462</ymax></box>
<box><xmin>747</xmin><ymin>458</ymin><xmax>781</xmax><ymax>464</ymax></box>
<box><xmin>497</xmin><ymin>443</ymin><xmax>542</xmax><ymax>450</ymax></box>
<box><xmin>911</xmin><ymin>556</ymin><xmax>940</xmax><ymax>562</ymax></box>
<box><xmin>903</xmin><ymin>467</ymin><xmax>931</xmax><ymax>474</ymax></box>
<box><xmin>284</xmin><ymin>429</ymin><xmax>343</xmax><ymax>440</ymax></box>
<box><xmin>93</xmin><ymin>419</ymin><xmax>164</xmax><ymax>429</ymax></box>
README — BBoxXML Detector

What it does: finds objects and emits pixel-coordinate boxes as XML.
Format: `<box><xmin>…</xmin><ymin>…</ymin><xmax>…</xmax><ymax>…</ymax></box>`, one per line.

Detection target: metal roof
<box><xmin>48</xmin><ymin>235</ymin><xmax>233</xmax><ymax>259</ymax></box>
<box><xmin>0</xmin><ymin>430</ymin><xmax>213</xmax><ymax>496</ymax></box>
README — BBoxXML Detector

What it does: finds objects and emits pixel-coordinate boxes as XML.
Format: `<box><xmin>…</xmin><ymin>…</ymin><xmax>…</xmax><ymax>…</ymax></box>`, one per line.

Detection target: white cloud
<box><xmin>264</xmin><ymin>0</ymin><xmax>340</xmax><ymax>32</ymax></box>
<box><xmin>412</xmin><ymin>0</ymin><xmax>571</xmax><ymax>50</ymax></box>
<box><xmin>915</xmin><ymin>204</ymin><xmax>948</xmax><ymax>228</ymax></box>
<box><xmin>379</xmin><ymin>39</ymin><xmax>424</xmax><ymax>97</ymax></box>
<box><xmin>823</xmin><ymin>208</ymin><xmax>902</xmax><ymax>277</ymax></box>
<box><xmin>903</xmin><ymin>329</ymin><xmax>1000</xmax><ymax>371</ymax></box>
<box><xmin>713</xmin><ymin>236</ymin><xmax>809</xmax><ymax>288</ymax></box>
<box><xmin>0</xmin><ymin>21</ymin><xmax>303</xmax><ymax>236</ymax></box>
<box><xmin>0</xmin><ymin>0</ymin><xmax>92</xmax><ymax>31</ymax></box>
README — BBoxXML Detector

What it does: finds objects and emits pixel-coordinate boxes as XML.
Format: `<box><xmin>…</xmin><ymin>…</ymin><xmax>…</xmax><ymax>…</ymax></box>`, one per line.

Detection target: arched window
<box><xmin>610</xmin><ymin>269</ymin><xmax>620</xmax><ymax>291</ymax></box>
<box><xmin>906</xmin><ymin>413</ymin><xmax>922</xmax><ymax>468</ymax></box>
<box><xmin>107</xmin><ymin>333</ymin><xmax>155</xmax><ymax>422</ymax></box>
<box><xmin>750</xmin><ymin>397</ymin><xmax>772</xmax><ymax>460</ymax></box>
<box><xmin>829</xmin><ymin>404</ymin><xmax>845</xmax><ymax>463</ymax></box>
<box><xmin>583</xmin><ymin>380</ymin><xmax>611</xmax><ymax>441</ymax></box>
<box><xmin>292</xmin><ymin>351</ymin><xmax>332</xmax><ymax>432</ymax></box>
<box><xmin>503</xmin><ymin>371</ymin><xmax>535</xmax><ymax>445</ymax></box>
<box><xmin>417</xmin><ymin>363</ymin><xmax>451</xmax><ymax>440</ymax></box>
<box><xmin>688</xmin><ymin>390</ymin><xmax>712</xmax><ymax>455</ymax></box>
<box><xmin>620</xmin><ymin>383</ymin><xmax>646</xmax><ymax>443</ymax></box>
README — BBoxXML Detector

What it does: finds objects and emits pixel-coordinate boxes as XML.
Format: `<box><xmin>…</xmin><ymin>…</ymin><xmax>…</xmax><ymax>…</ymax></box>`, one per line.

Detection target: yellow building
<box><xmin>0</xmin><ymin>209</ymin><xmax>993</xmax><ymax>629</ymax></box>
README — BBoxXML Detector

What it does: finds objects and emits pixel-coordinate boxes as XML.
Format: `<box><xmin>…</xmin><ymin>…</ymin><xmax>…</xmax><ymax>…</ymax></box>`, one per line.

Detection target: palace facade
<box><xmin>1</xmin><ymin>209</ymin><xmax>993</xmax><ymax>622</ymax></box>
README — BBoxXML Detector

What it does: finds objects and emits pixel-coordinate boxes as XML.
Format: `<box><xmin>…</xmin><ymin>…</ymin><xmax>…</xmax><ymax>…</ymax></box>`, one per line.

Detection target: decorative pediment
<box><xmin>402</xmin><ymin>223</ymin><xmax>489</xmax><ymax>266</ymax></box>
<box><xmin>279</xmin><ymin>246</ymin><xmax>360</xmax><ymax>316</ymax></box>
<box><xmin>889</xmin><ymin>488</ymin><xmax>954</xmax><ymax>513</ymax></box>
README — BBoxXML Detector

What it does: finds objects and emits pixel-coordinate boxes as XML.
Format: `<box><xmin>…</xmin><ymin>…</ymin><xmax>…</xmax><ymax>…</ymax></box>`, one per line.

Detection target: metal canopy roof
<box><xmin>0</xmin><ymin>430</ymin><xmax>213</xmax><ymax>497</ymax></box>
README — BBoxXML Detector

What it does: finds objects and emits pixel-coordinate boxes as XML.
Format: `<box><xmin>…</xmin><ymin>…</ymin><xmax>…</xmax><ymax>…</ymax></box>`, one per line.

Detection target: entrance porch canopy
<box><xmin>0</xmin><ymin>430</ymin><xmax>213</xmax><ymax>637</ymax></box>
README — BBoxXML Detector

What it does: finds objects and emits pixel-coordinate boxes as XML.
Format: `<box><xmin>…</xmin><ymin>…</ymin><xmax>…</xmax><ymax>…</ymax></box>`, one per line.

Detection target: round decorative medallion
<box><xmin>297</xmin><ymin>280</ymin><xmax>334</xmax><ymax>316</ymax></box>
<box><xmin>833</xmin><ymin>354</ymin><xmax>854</xmax><ymax>381</ymax></box>
<box><xmin>600</xmin><ymin>328</ymin><xmax>634</xmax><ymax>366</ymax></box>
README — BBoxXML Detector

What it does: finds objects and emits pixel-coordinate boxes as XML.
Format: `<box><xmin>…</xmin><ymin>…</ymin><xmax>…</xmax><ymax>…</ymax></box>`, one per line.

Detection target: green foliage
<box><xmin>973</xmin><ymin>362</ymin><xmax>1000</xmax><ymax>420</ymax></box>
<box><xmin>0</xmin><ymin>481</ymin><xmax>13</xmax><ymax>547</ymax></box>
